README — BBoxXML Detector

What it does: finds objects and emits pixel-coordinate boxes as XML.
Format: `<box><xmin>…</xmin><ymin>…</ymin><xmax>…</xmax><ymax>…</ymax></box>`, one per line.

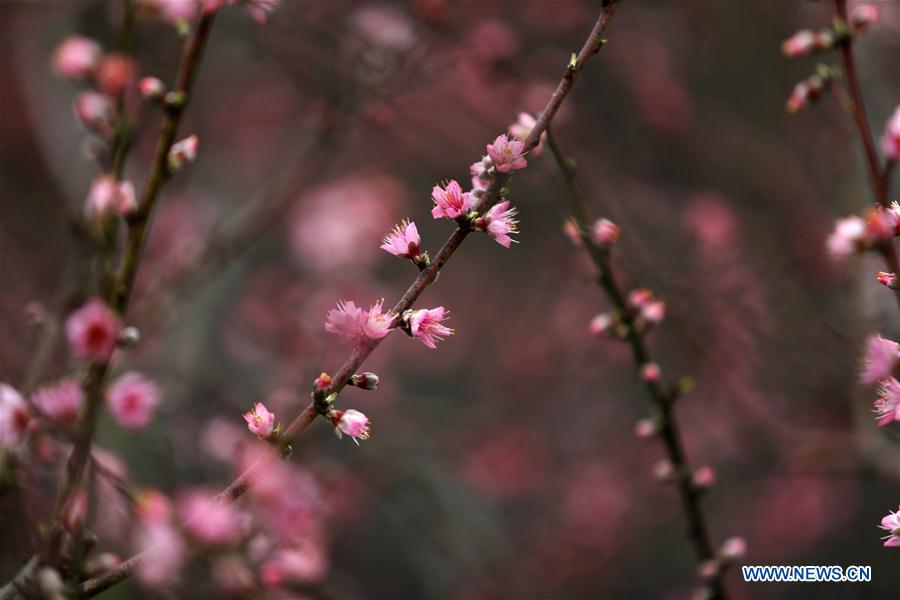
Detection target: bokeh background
<box><xmin>3</xmin><ymin>0</ymin><xmax>900</xmax><ymax>598</ymax></box>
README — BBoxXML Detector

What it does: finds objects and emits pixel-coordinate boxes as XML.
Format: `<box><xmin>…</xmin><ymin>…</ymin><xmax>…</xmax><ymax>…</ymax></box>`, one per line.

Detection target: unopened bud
<box><xmin>314</xmin><ymin>373</ymin><xmax>332</xmax><ymax>390</ymax></box>
<box><xmin>139</xmin><ymin>76</ymin><xmax>167</xmax><ymax>101</ymax></box>
<box><xmin>640</xmin><ymin>362</ymin><xmax>661</xmax><ymax>383</ymax></box>
<box><xmin>634</xmin><ymin>417</ymin><xmax>657</xmax><ymax>439</ymax></box>
<box><xmin>74</xmin><ymin>91</ymin><xmax>115</xmax><ymax>137</ymax></box>
<box><xmin>641</xmin><ymin>300</ymin><xmax>666</xmax><ymax>325</ymax></box>
<box><xmin>697</xmin><ymin>559</ymin><xmax>719</xmax><ymax>581</ymax></box>
<box><xmin>720</xmin><ymin>536</ymin><xmax>747</xmax><ymax>564</ymax></box>
<box><xmin>592</xmin><ymin>218</ymin><xmax>619</xmax><ymax>247</ymax></box>
<box><xmin>350</xmin><ymin>372</ymin><xmax>380</xmax><ymax>390</ymax></box>
<box><xmin>589</xmin><ymin>313</ymin><xmax>614</xmax><ymax>337</ymax></box>
<box><xmin>878</xmin><ymin>272</ymin><xmax>899</xmax><ymax>290</ymax></box>
<box><xmin>167</xmin><ymin>134</ymin><xmax>198</xmax><ymax>172</ymax></box>
<box><xmin>849</xmin><ymin>3</ymin><xmax>879</xmax><ymax>33</ymax></box>
<box><xmin>118</xmin><ymin>326</ymin><xmax>141</xmax><ymax>348</ymax></box>
<box><xmin>653</xmin><ymin>459</ymin><xmax>675</xmax><ymax>483</ymax></box>
<box><xmin>692</xmin><ymin>466</ymin><xmax>716</xmax><ymax>490</ymax></box>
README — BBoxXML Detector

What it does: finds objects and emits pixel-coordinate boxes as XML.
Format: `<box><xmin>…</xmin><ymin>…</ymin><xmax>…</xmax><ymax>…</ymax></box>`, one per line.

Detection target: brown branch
<box><xmin>43</xmin><ymin>11</ymin><xmax>217</xmax><ymax>569</ymax></box>
<box><xmin>545</xmin><ymin>128</ymin><xmax>728</xmax><ymax>600</ymax></box>
<box><xmin>72</xmin><ymin>3</ymin><xmax>624</xmax><ymax>595</ymax></box>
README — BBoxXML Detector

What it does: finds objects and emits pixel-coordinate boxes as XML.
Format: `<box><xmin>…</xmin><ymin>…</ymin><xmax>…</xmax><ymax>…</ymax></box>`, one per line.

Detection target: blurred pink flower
<box><xmin>408</xmin><ymin>306</ymin><xmax>453</xmax><ymax>349</ymax></box>
<box><xmin>477</xmin><ymin>200</ymin><xmax>518</xmax><ymax>248</ymax></box>
<box><xmin>52</xmin><ymin>36</ymin><xmax>101</xmax><ymax>81</ymax></box>
<box><xmin>136</xmin><ymin>489</ymin><xmax>173</xmax><ymax>524</ymax></box>
<box><xmin>877</xmin><ymin>271</ymin><xmax>898</xmax><ymax>289</ymax></box>
<box><xmin>96</xmin><ymin>53</ymin><xmax>136</xmax><ymax>95</ymax></box>
<box><xmin>592</xmin><ymin>218</ymin><xmax>619</xmax><ymax>247</ymax></box>
<box><xmin>860</xmin><ymin>333</ymin><xmax>900</xmax><ymax>385</ymax></box>
<box><xmin>135</xmin><ymin>522</ymin><xmax>186</xmax><ymax>587</ymax></box>
<box><xmin>178</xmin><ymin>489</ymin><xmax>243</xmax><ymax>546</ymax></box>
<box><xmin>720</xmin><ymin>537</ymin><xmax>747</xmax><ymax>562</ymax></box>
<box><xmin>32</xmin><ymin>379</ymin><xmax>83</xmax><ymax>425</ymax></box>
<box><xmin>826</xmin><ymin>215</ymin><xmax>867</xmax><ymax>260</ymax></box>
<box><xmin>260</xmin><ymin>539</ymin><xmax>328</xmax><ymax>586</ymax></box>
<box><xmin>431</xmin><ymin>180</ymin><xmax>473</xmax><ymax>220</ymax></box>
<box><xmin>692</xmin><ymin>466</ymin><xmax>716</xmax><ymax>490</ymax></box>
<box><xmin>332</xmin><ymin>409</ymin><xmax>370</xmax><ymax>443</ymax></box>
<box><xmin>589</xmin><ymin>313</ymin><xmax>613</xmax><ymax>337</ymax></box>
<box><xmin>641</xmin><ymin>300</ymin><xmax>666</xmax><ymax>325</ymax></box>
<box><xmin>106</xmin><ymin>372</ymin><xmax>160</xmax><ymax>430</ymax></box>
<box><xmin>140</xmin><ymin>0</ymin><xmax>199</xmax><ymax>25</ymax></box>
<box><xmin>509</xmin><ymin>112</ymin><xmax>544</xmax><ymax>154</ymax></box>
<box><xmin>62</xmin><ymin>490</ymin><xmax>88</xmax><ymax>534</ymax></box>
<box><xmin>486</xmin><ymin>134</ymin><xmax>527</xmax><ymax>173</ymax></box>
<box><xmin>74</xmin><ymin>91</ymin><xmax>115</xmax><ymax>137</ymax></box>
<box><xmin>86</xmin><ymin>176</ymin><xmax>137</xmax><ymax>219</ymax></box>
<box><xmin>244</xmin><ymin>402</ymin><xmax>276</xmax><ymax>439</ymax></box>
<box><xmin>65</xmin><ymin>298</ymin><xmax>121</xmax><ymax>362</ymax></box>
<box><xmin>880</xmin><ymin>507</ymin><xmax>900</xmax><ymax>547</ymax></box>
<box><xmin>0</xmin><ymin>383</ymin><xmax>30</xmax><ymax>448</ymax></box>
<box><xmin>780</xmin><ymin>30</ymin><xmax>817</xmax><ymax>57</ymax></box>
<box><xmin>850</xmin><ymin>3</ymin><xmax>880</xmax><ymax>32</ymax></box>
<box><xmin>168</xmin><ymin>134</ymin><xmax>199</xmax><ymax>171</ymax></box>
<box><xmin>881</xmin><ymin>105</ymin><xmax>900</xmax><ymax>161</ymax></box>
<box><xmin>640</xmin><ymin>362</ymin><xmax>661</xmax><ymax>382</ymax></box>
<box><xmin>874</xmin><ymin>377</ymin><xmax>900</xmax><ymax>427</ymax></box>
<box><xmin>139</xmin><ymin>77</ymin><xmax>166</xmax><ymax>101</ymax></box>
<box><xmin>363</xmin><ymin>300</ymin><xmax>395</xmax><ymax>339</ymax></box>
<box><xmin>380</xmin><ymin>219</ymin><xmax>420</xmax><ymax>258</ymax></box>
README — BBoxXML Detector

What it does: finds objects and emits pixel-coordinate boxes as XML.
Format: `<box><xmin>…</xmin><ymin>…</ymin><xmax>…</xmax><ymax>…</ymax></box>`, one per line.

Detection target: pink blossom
<box><xmin>826</xmin><ymin>215</ymin><xmax>868</xmax><ymax>260</ymax></box>
<box><xmin>136</xmin><ymin>489</ymin><xmax>173</xmax><ymax>523</ymax></box>
<box><xmin>589</xmin><ymin>313</ymin><xmax>613</xmax><ymax>337</ymax></box>
<box><xmin>32</xmin><ymin>379</ymin><xmax>83</xmax><ymax>425</ymax></box>
<box><xmin>243</xmin><ymin>402</ymin><xmax>276</xmax><ymax>438</ymax></box>
<box><xmin>325</xmin><ymin>300</ymin><xmax>365</xmax><ymax>341</ymax></box>
<box><xmin>363</xmin><ymin>300</ymin><xmax>395</xmax><ymax>339</ymax></box>
<box><xmin>96</xmin><ymin>53</ymin><xmax>136</xmax><ymax>95</ymax></box>
<box><xmin>633</xmin><ymin>418</ymin><xmax>656</xmax><ymax>439</ymax></box>
<box><xmin>408</xmin><ymin>306</ymin><xmax>454</xmax><ymax>349</ymax></box>
<box><xmin>641</xmin><ymin>300</ymin><xmax>666</xmax><ymax>325</ymax></box>
<box><xmin>65</xmin><ymin>298</ymin><xmax>121</xmax><ymax>361</ymax></box>
<box><xmin>878</xmin><ymin>271</ymin><xmax>898</xmax><ymax>289</ymax></box>
<box><xmin>780</xmin><ymin>30</ymin><xmax>817</xmax><ymax>57</ymax></box>
<box><xmin>508</xmin><ymin>112</ymin><xmax>545</xmax><ymax>154</ymax></box>
<box><xmin>142</xmin><ymin>0</ymin><xmax>200</xmax><ymax>25</ymax></box>
<box><xmin>86</xmin><ymin>176</ymin><xmax>137</xmax><ymax>219</ymax></box>
<box><xmin>168</xmin><ymin>134</ymin><xmax>199</xmax><ymax>171</ymax></box>
<box><xmin>874</xmin><ymin>377</ymin><xmax>900</xmax><ymax>427</ymax></box>
<box><xmin>627</xmin><ymin>288</ymin><xmax>653</xmax><ymax>309</ymax></box>
<box><xmin>431</xmin><ymin>180</ymin><xmax>473</xmax><ymax>220</ymax></box>
<box><xmin>470</xmin><ymin>157</ymin><xmax>492</xmax><ymax>195</ymax></box>
<box><xmin>178</xmin><ymin>489</ymin><xmax>243</xmax><ymax>545</ymax></box>
<box><xmin>720</xmin><ymin>537</ymin><xmax>747</xmax><ymax>561</ymax></box>
<box><xmin>331</xmin><ymin>409</ymin><xmax>370</xmax><ymax>443</ymax></box>
<box><xmin>314</xmin><ymin>373</ymin><xmax>332</xmax><ymax>390</ymax></box>
<box><xmin>139</xmin><ymin>77</ymin><xmax>166</xmax><ymax>101</ymax></box>
<box><xmin>134</xmin><ymin>522</ymin><xmax>186</xmax><ymax>587</ymax></box>
<box><xmin>860</xmin><ymin>334</ymin><xmax>900</xmax><ymax>385</ymax></box>
<box><xmin>640</xmin><ymin>362</ymin><xmax>661</xmax><ymax>382</ymax></box>
<box><xmin>592</xmin><ymin>218</ymin><xmax>619</xmax><ymax>247</ymax></box>
<box><xmin>865</xmin><ymin>207</ymin><xmax>897</xmax><ymax>242</ymax></box>
<box><xmin>380</xmin><ymin>219</ymin><xmax>421</xmax><ymax>258</ymax></box>
<box><xmin>477</xmin><ymin>200</ymin><xmax>518</xmax><ymax>247</ymax></box>
<box><xmin>850</xmin><ymin>3</ymin><xmax>880</xmax><ymax>33</ymax></box>
<box><xmin>880</xmin><ymin>507</ymin><xmax>900</xmax><ymax>547</ymax></box>
<box><xmin>74</xmin><ymin>91</ymin><xmax>115</xmax><ymax>137</ymax></box>
<box><xmin>259</xmin><ymin>540</ymin><xmax>327</xmax><ymax>586</ymax></box>
<box><xmin>106</xmin><ymin>372</ymin><xmax>161</xmax><ymax>430</ymax></box>
<box><xmin>486</xmin><ymin>134</ymin><xmax>527</xmax><ymax>173</ymax></box>
<box><xmin>52</xmin><ymin>36</ymin><xmax>102</xmax><ymax>80</ymax></box>
<box><xmin>692</xmin><ymin>466</ymin><xmax>716</xmax><ymax>489</ymax></box>
<box><xmin>0</xmin><ymin>383</ymin><xmax>30</xmax><ymax>448</ymax></box>
<box><xmin>881</xmin><ymin>105</ymin><xmax>900</xmax><ymax>161</ymax></box>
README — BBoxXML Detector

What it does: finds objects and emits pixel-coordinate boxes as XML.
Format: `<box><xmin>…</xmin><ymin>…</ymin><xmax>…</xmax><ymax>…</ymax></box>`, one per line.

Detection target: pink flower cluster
<box><xmin>860</xmin><ymin>334</ymin><xmax>900</xmax><ymax>427</ymax></box>
<box><xmin>32</xmin><ymin>379</ymin><xmax>84</xmax><ymax>425</ymax></box>
<box><xmin>826</xmin><ymin>205</ymin><xmax>900</xmax><ymax>261</ymax></box>
<box><xmin>881</xmin><ymin>507</ymin><xmax>900</xmax><ymax>547</ymax></box>
<box><xmin>780</xmin><ymin>4</ymin><xmax>878</xmax><ymax>58</ymax></box>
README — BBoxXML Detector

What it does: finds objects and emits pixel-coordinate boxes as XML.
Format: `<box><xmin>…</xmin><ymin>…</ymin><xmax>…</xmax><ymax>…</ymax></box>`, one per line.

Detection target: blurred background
<box><xmin>2</xmin><ymin>0</ymin><xmax>900</xmax><ymax>598</ymax></box>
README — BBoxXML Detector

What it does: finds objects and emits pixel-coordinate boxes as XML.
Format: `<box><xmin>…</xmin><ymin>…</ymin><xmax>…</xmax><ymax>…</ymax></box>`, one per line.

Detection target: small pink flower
<box><xmin>136</xmin><ymin>489</ymin><xmax>173</xmax><ymax>523</ymax></box>
<box><xmin>477</xmin><ymin>200</ymin><xmax>518</xmax><ymax>248</ymax></box>
<box><xmin>827</xmin><ymin>215</ymin><xmax>868</xmax><ymax>260</ymax></box>
<box><xmin>243</xmin><ymin>402</ymin><xmax>275</xmax><ymax>438</ymax></box>
<box><xmin>786</xmin><ymin>81</ymin><xmax>810</xmax><ymax>113</ymax></box>
<box><xmin>168</xmin><ymin>134</ymin><xmax>199</xmax><ymax>171</ymax></box>
<box><xmin>641</xmin><ymin>300</ymin><xmax>666</xmax><ymax>325</ymax></box>
<box><xmin>627</xmin><ymin>288</ymin><xmax>653</xmax><ymax>309</ymax></box>
<box><xmin>653</xmin><ymin>459</ymin><xmax>675</xmax><ymax>483</ymax></box>
<box><xmin>881</xmin><ymin>105</ymin><xmax>900</xmax><ymax>162</ymax></box>
<box><xmin>633</xmin><ymin>418</ymin><xmax>656</xmax><ymax>439</ymax></box>
<box><xmin>95</xmin><ymin>53</ymin><xmax>136</xmax><ymax>95</ymax></box>
<box><xmin>325</xmin><ymin>300</ymin><xmax>365</xmax><ymax>341</ymax></box>
<box><xmin>259</xmin><ymin>540</ymin><xmax>327</xmax><ymax>586</ymax></box>
<box><xmin>508</xmin><ymin>112</ymin><xmax>544</xmax><ymax>154</ymax></box>
<box><xmin>589</xmin><ymin>313</ymin><xmax>613</xmax><ymax>337</ymax></box>
<box><xmin>861</xmin><ymin>334</ymin><xmax>900</xmax><ymax>385</ymax></box>
<box><xmin>134</xmin><ymin>522</ymin><xmax>186</xmax><ymax>587</ymax></box>
<box><xmin>486</xmin><ymin>134</ymin><xmax>527</xmax><ymax>173</ymax></box>
<box><xmin>720</xmin><ymin>537</ymin><xmax>747</xmax><ymax>562</ymax></box>
<box><xmin>874</xmin><ymin>377</ymin><xmax>900</xmax><ymax>427</ymax></box>
<box><xmin>65</xmin><ymin>298</ymin><xmax>121</xmax><ymax>361</ymax></box>
<box><xmin>431</xmin><ymin>180</ymin><xmax>473</xmax><ymax>220</ymax></box>
<box><xmin>850</xmin><ymin>3</ymin><xmax>880</xmax><ymax>33</ymax></box>
<box><xmin>363</xmin><ymin>299</ymin><xmax>395</xmax><ymax>339</ymax></box>
<box><xmin>380</xmin><ymin>219</ymin><xmax>421</xmax><ymax>258</ymax></box>
<box><xmin>785</xmin><ymin>74</ymin><xmax>830</xmax><ymax>113</ymax></box>
<box><xmin>780</xmin><ymin>30</ymin><xmax>817</xmax><ymax>57</ymax></box>
<box><xmin>408</xmin><ymin>306</ymin><xmax>454</xmax><ymax>349</ymax></box>
<box><xmin>878</xmin><ymin>272</ymin><xmax>899</xmax><ymax>290</ymax></box>
<box><xmin>640</xmin><ymin>363</ymin><xmax>661</xmax><ymax>382</ymax></box>
<box><xmin>692</xmin><ymin>466</ymin><xmax>716</xmax><ymax>489</ymax></box>
<box><xmin>178</xmin><ymin>489</ymin><xmax>242</xmax><ymax>546</ymax></box>
<box><xmin>139</xmin><ymin>77</ymin><xmax>166</xmax><ymax>101</ymax></box>
<box><xmin>866</xmin><ymin>207</ymin><xmax>898</xmax><ymax>242</ymax></box>
<box><xmin>32</xmin><ymin>379</ymin><xmax>84</xmax><ymax>425</ymax></box>
<box><xmin>74</xmin><ymin>91</ymin><xmax>115</xmax><ymax>137</ymax></box>
<box><xmin>880</xmin><ymin>507</ymin><xmax>900</xmax><ymax>547</ymax></box>
<box><xmin>52</xmin><ymin>36</ymin><xmax>102</xmax><ymax>81</ymax></box>
<box><xmin>86</xmin><ymin>176</ymin><xmax>137</xmax><ymax>219</ymax></box>
<box><xmin>470</xmin><ymin>157</ymin><xmax>492</xmax><ymax>194</ymax></box>
<box><xmin>592</xmin><ymin>218</ymin><xmax>619</xmax><ymax>247</ymax></box>
<box><xmin>0</xmin><ymin>383</ymin><xmax>30</xmax><ymax>448</ymax></box>
<box><xmin>332</xmin><ymin>409</ymin><xmax>370</xmax><ymax>443</ymax></box>
<box><xmin>106</xmin><ymin>372</ymin><xmax>161</xmax><ymax>430</ymax></box>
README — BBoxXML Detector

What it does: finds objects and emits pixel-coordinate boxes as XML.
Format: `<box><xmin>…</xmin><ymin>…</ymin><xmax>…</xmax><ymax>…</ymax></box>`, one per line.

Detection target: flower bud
<box><xmin>167</xmin><ymin>134</ymin><xmax>199</xmax><ymax>172</ymax></box>
<box><xmin>118</xmin><ymin>326</ymin><xmax>141</xmax><ymax>348</ymax></box>
<box><xmin>781</xmin><ymin>30</ymin><xmax>816</xmax><ymax>58</ymax></box>
<box><xmin>692</xmin><ymin>465</ymin><xmax>716</xmax><ymax>490</ymax></box>
<box><xmin>139</xmin><ymin>77</ymin><xmax>167</xmax><ymax>101</ymax></box>
<box><xmin>878</xmin><ymin>272</ymin><xmax>899</xmax><ymax>290</ymax></box>
<box><xmin>697</xmin><ymin>559</ymin><xmax>719</xmax><ymax>581</ymax></box>
<box><xmin>653</xmin><ymin>459</ymin><xmax>675</xmax><ymax>483</ymax></box>
<box><xmin>641</xmin><ymin>300</ymin><xmax>666</xmax><ymax>325</ymax></box>
<box><xmin>350</xmin><ymin>372</ymin><xmax>380</xmax><ymax>390</ymax></box>
<box><xmin>720</xmin><ymin>536</ymin><xmax>747</xmax><ymax>563</ymax></box>
<box><xmin>314</xmin><ymin>373</ymin><xmax>332</xmax><ymax>390</ymax></box>
<box><xmin>592</xmin><ymin>218</ymin><xmax>619</xmax><ymax>247</ymax></box>
<box><xmin>74</xmin><ymin>91</ymin><xmax>115</xmax><ymax>137</ymax></box>
<box><xmin>52</xmin><ymin>36</ymin><xmax>102</xmax><ymax>81</ymax></box>
<box><xmin>640</xmin><ymin>362</ymin><xmax>661</xmax><ymax>383</ymax></box>
<box><xmin>849</xmin><ymin>4</ymin><xmax>879</xmax><ymax>33</ymax></box>
<box><xmin>589</xmin><ymin>313</ymin><xmax>614</xmax><ymax>337</ymax></box>
<box><xmin>96</xmin><ymin>53</ymin><xmax>136</xmax><ymax>95</ymax></box>
<box><xmin>634</xmin><ymin>417</ymin><xmax>657</xmax><ymax>439</ymax></box>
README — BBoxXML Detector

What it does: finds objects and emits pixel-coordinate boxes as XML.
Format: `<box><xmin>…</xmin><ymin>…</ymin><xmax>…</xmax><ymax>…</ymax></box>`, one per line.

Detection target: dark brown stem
<box><xmin>546</xmin><ymin>128</ymin><xmax>727</xmax><ymax>600</ymax></box>
<box><xmin>72</xmin><ymin>5</ymin><xmax>624</xmax><ymax>595</ymax></box>
<box><xmin>44</xmin><ymin>11</ymin><xmax>217</xmax><ymax>569</ymax></box>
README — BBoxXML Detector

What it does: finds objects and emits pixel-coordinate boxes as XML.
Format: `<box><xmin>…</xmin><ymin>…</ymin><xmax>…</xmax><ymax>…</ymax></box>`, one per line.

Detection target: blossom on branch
<box><xmin>874</xmin><ymin>377</ymin><xmax>900</xmax><ymax>427</ymax></box>
<box><xmin>65</xmin><ymin>298</ymin><xmax>122</xmax><ymax>362</ymax></box>
<box><xmin>106</xmin><ymin>372</ymin><xmax>161</xmax><ymax>430</ymax></box>
<box><xmin>860</xmin><ymin>333</ymin><xmax>900</xmax><ymax>385</ymax></box>
<box><xmin>32</xmin><ymin>379</ymin><xmax>84</xmax><ymax>425</ymax></box>
<box><xmin>431</xmin><ymin>180</ymin><xmax>473</xmax><ymax>220</ymax></box>
<box><xmin>475</xmin><ymin>200</ymin><xmax>518</xmax><ymax>247</ymax></box>
<box><xmin>52</xmin><ymin>36</ymin><xmax>102</xmax><ymax>81</ymax></box>
<box><xmin>381</xmin><ymin>219</ymin><xmax>421</xmax><ymax>259</ymax></box>
<box><xmin>332</xmin><ymin>409</ymin><xmax>370</xmax><ymax>443</ymax></box>
<box><xmin>406</xmin><ymin>306</ymin><xmax>453</xmax><ymax>349</ymax></box>
<box><xmin>486</xmin><ymin>134</ymin><xmax>527</xmax><ymax>173</ymax></box>
<box><xmin>243</xmin><ymin>402</ymin><xmax>276</xmax><ymax>439</ymax></box>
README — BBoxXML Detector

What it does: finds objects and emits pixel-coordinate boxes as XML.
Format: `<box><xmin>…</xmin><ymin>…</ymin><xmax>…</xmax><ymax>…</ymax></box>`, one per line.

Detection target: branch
<box><xmin>545</xmin><ymin>128</ymin><xmax>729</xmax><ymax>600</ymax></box>
<box><xmin>72</xmin><ymin>3</ymin><xmax>624</xmax><ymax>595</ymax></box>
